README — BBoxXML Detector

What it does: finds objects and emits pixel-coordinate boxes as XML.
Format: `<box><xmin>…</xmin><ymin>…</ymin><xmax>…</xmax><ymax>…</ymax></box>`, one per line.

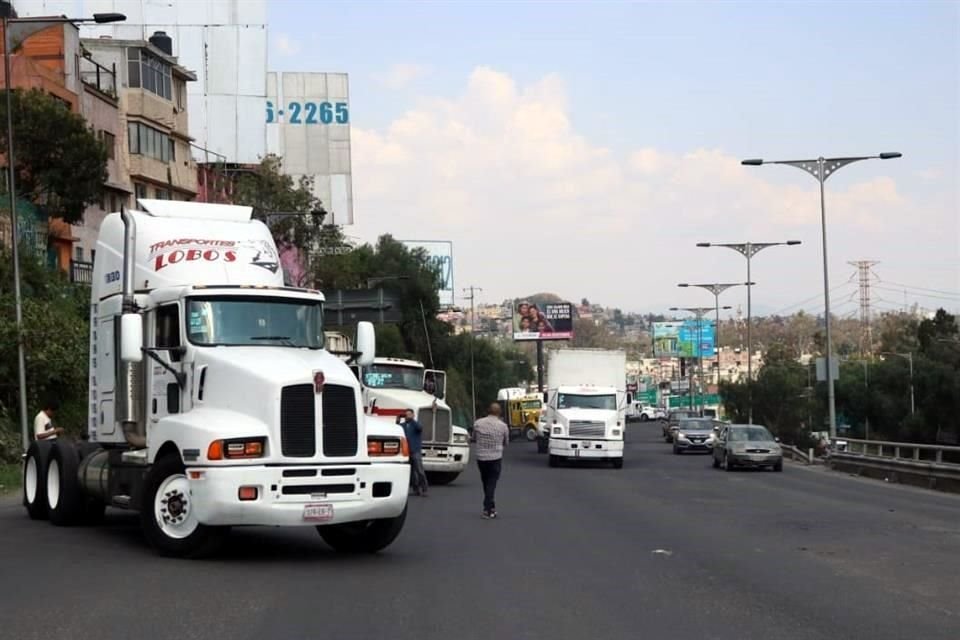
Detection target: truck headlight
<box><xmin>453</xmin><ymin>433</ymin><xmax>468</xmax><ymax>444</ymax></box>
<box><xmin>208</xmin><ymin>437</ymin><xmax>266</xmax><ymax>460</ymax></box>
<box><xmin>368</xmin><ymin>436</ymin><xmax>408</xmax><ymax>457</ymax></box>
<box><xmin>612</xmin><ymin>429</ymin><xmax>621</xmax><ymax>437</ymax></box>
<box><xmin>552</xmin><ymin>426</ymin><xmax>563</xmax><ymax>435</ymax></box>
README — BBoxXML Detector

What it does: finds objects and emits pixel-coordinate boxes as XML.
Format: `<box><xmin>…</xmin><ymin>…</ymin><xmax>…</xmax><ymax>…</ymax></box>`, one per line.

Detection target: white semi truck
<box><xmin>21</xmin><ymin>200</ymin><xmax>410</xmax><ymax>557</ymax></box>
<box><xmin>544</xmin><ymin>349</ymin><xmax>628</xmax><ymax>468</ymax></box>
<box><xmin>326</xmin><ymin>342</ymin><xmax>469</xmax><ymax>485</ymax></box>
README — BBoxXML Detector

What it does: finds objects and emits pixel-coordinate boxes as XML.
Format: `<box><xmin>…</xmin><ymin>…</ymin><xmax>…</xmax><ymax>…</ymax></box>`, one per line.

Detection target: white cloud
<box><xmin>350</xmin><ymin>67</ymin><xmax>953</xmax><ymax>312</ymax></box>
<box><xmin>373</xmin><ymin>63</ymin><xmax>430</xmax><ymax>90</ymax></box>
<box><xmin>274</xmin><ymin>33</ymin><xmax>301</xmax><ymax>57</ymax></box>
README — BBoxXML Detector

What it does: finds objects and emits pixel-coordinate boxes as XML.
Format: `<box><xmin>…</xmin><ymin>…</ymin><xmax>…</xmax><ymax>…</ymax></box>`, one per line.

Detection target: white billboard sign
<box><xmin>401</xmin><ymin>240</ymin><xmax>454</xmax><ymax>308</ymax></box>
<box><xmin>266</xmin><ymin>72</ymin><xmax>353</xmax><ymax>226</ymax></box>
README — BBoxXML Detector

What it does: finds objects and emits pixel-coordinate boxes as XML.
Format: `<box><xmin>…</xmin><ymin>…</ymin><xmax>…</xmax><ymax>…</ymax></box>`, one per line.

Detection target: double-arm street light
<box><xmin>4</xmin><ymin>11</ymin><xmax>126</xmax><ymax>450</ymax></box>
<box><xmin>670</xmin><ymin>306</ymin><xmax>730</xmax><ymax>413</ymax></box>
<box><xmin>678</xmin><ymin>281</ymin><xmax>753</xmax><ymax>383</ymax></box>
<box><xmin>741</xmin><ymin>152</ymin><xmax>902</xmax><ymax>440</ymax></box>
<box><xmin>695</xmin><ymin>241</ymin><xmax>801</xmax><ymax>423</ymax></box>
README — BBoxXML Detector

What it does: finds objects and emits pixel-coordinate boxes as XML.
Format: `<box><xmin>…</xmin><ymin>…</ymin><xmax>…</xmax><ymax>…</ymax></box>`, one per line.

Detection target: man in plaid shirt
<box><xmin>471</xmin><ymin>403</ymin><xmax>510</xmax><ymax>519</ymax></box>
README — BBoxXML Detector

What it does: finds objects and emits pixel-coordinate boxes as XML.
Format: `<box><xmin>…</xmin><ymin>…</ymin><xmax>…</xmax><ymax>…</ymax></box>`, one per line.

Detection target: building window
<box><xmin>128</xmin><ymin>122</ymin><xmax>172</xmax><ymax>162</ymax></box>
<box><xmin>100</xmin><ymin>130</ymin><xmax>116</xmax><ymax>159</ymax></box>
<box><xmin>169</xmin><ymin>138</ymin><xmax>176</xmax><ymax>161</ymax></box>
<box><xmin>75</xmin><ymin>246</ymin><xmax>84</xmax><ymax>262</ymax></box>
<box><xmin>135</xmin><ymin>183</ymin><xmax>147</xmax><ymax>200</ymax></box>
<box><xmin>127</xmin><ymin>47</ymin><xmax>172</xmax><ymax>100</ymax></box>
<box><xmin>175</xmin><ymin>79</ymin><xmax>186</xmax><ymax>110</ymax></box>
<box><xmin>155</xmin><ymin>188</ymin><xmax>170</xmax><ymax>200</ymax></box>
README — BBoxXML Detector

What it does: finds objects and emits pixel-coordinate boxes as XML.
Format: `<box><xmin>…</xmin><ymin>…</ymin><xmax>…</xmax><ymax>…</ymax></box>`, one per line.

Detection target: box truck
<box><xmin>543</xmin><ymin>349</ymin><xmax>627</xmax><ymax>468</ymax></box>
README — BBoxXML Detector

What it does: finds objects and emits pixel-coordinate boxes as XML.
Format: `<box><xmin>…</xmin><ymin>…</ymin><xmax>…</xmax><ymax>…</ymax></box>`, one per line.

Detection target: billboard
<box><xmin>401</xmin><ymin>240</ymin><xmax>454</xmax><ymax>308</ymax></box>
<box><xmin>652</xmin><ymin>320</ymin><xmax>716</xmax><ymax>357</ymax></box>
<box><xmin>513</xmin><ymin>301</ymin><xmax>574</xmax><ymax>341</ymax></box>
<box><xmin>266</xmin><ymin>72</ymin><xmax>353</xmax><ymax>225</ymax></box>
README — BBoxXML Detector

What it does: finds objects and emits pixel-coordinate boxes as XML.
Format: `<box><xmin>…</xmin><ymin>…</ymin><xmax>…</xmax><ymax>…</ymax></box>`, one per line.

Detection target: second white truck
<box><xmin>543</xmin><ymin>349</ymin><xmax>628</xmax><ymax>468</ymax></box>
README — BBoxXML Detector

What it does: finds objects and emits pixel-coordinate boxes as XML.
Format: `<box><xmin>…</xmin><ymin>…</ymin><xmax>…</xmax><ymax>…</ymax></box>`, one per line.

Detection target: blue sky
<box><xmin>268</xmin><ymin>1</ymin><xmax>959</xmax><ymax>315</ymax></box>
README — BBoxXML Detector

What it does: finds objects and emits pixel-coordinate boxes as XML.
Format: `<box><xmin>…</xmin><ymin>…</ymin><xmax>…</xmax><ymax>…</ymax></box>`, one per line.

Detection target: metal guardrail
<box><xmin>781</xmin><ymin>443</ymin><xmax>814</xmax><ymax>464</ymax></box>
<box><xmin>836</xmin><ymin>437</ymin><xmax>960</xmax><ymax>466</ymax></box>
<box><xmin>827</xmin><ymin>437</ymin><xmax>960</xmax><ymax>492</ymax></box>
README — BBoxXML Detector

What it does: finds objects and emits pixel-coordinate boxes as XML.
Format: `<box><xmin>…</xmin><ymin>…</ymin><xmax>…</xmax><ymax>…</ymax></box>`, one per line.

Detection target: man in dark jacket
<box><xmin>401</xmin><ymin>408</ymin><xmax>428</xmax><ymax>496</ymax></box>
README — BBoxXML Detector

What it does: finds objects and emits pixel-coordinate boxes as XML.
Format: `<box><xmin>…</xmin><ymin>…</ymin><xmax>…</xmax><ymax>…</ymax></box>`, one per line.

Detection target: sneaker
<box><xmin>488</xmin><ymin>510</ymin><xmax>497</xmax><ymax>519</ymax></box>
<box><xmin>481</xmin><ymin>510</ymin><xmax>492</xmax><ymax>519</ymax></box>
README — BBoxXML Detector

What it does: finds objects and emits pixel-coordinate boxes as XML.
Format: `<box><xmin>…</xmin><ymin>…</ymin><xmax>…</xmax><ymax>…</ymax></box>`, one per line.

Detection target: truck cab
<box><xmin>497</xmin><ymin>387</ymin><xmax>543</xmax><ymax>441</ymax></box>
<box><xmin>546</xmin><ymin>385</ymin><xmax>625</xmax><ymax>468</ymax></box>
<box><xmin>349</xmin><ymin>357</ymin><xmax>470</xmax><ymax>485</ymax></box>
<box><xmin>22</xmin><ymin>201</ymin><xmax>410</xmax><ymax>557</ymax></box>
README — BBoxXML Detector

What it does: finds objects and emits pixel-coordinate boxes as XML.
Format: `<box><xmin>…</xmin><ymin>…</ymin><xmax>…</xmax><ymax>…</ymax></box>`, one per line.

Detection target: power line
<box><xmin>877</xmin><ymin>280</ymin><xmax>960</xmax><ymax>297</ymax></box>
<box><xmin>771</xmin><ymin>281</ymin><xmax>857</xmax><ymax>316</ymax></box>
<box><xmin>873</xmin><ymin>285</ymin><xmax>960</xmax><ymax>302</ymax></box>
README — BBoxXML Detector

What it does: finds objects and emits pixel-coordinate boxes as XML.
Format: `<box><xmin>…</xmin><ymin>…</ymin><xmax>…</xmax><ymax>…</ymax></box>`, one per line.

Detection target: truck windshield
<box><xmin>363</xmin><ymin>364</ymin><xmax>425</xmax><ymax>390</ymax></box>
<box><xmin>186</xmin><ymin>296</ymin><xmax>324</xmax><ymax>348</ymax></box>
<box><xmin>557</xmin><ymin>394</ymin><xmax>616</xmax><ymax>410</ymax></box>
<box><xmin>521</xmin><ymin>400</ymin><xmax>541</xmax><ymax>410</ymax></box>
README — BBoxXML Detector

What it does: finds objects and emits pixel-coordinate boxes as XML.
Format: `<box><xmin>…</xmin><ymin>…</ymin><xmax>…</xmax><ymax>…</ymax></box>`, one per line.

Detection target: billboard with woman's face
<box><xmin>513</xmin><ymin>301</ymin><xmax>573</xmax><ymax>340</ymax></box>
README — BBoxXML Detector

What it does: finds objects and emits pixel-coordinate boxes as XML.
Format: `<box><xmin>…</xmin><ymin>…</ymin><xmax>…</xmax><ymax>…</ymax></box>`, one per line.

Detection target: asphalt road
<box><xmin>2</xmin><ymin>422</ymin><xmax>958</xmax><ymax>640</ymax></box>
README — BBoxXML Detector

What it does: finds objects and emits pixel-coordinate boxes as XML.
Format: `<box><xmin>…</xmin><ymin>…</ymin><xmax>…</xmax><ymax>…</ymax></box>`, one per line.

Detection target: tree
<box><xmin>0</xmin><ymin>89</ymin><xmax>107</xmax><ymax>224</ymax></box>
<box><xmin>231</xmin><ymin>155</ymin><xmax>348</xmax><ymax>286</ymax></box>
<box><xmin>0</xmin><ymin>247</ymin><xmax>89</xmax><ymax>455</ymax></box>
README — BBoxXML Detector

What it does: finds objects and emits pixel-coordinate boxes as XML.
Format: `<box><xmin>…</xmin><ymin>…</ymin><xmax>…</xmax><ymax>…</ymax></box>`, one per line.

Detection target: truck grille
<box><xmin>569</xmin><ymin>420</ymin><xmax>606</xmax><ymax>438</ymax></box>
<box><xmin>321</xmin><ymin>384</ymin><xmax>359</xmax><ymax>457</ymax></box>
<box><xmin>418</xmin><ymin>407</ymin><xmax>452</xmax><ymax>443</ymax></box>
<box><xmin>281</xmin><ymin>384</ymin><xmax>316</xmax><ymax>457</ymax></box>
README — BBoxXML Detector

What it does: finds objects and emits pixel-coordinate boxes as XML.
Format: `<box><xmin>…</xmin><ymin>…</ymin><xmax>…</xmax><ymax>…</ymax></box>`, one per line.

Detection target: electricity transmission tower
<box><xmin>849</xmin><ymin>260</ymin><xmax>879</xmax><ymax>356</ymax></box>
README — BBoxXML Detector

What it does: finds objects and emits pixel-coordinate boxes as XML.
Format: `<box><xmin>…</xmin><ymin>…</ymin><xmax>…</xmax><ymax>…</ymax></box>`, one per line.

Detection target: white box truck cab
<box><xmin>544</xmin><ymin>349</ymin><xmax>628</xmax><ymax>469</ymax></box>
<box><xmin>21</xmin><ymin>201</ymin><xmax>410</xmax><ymax>557</ymax></box>
<box><xmin>351</xmin><ymin>357</ymin><xmax>470</xmax><ymax>485</ymax></box>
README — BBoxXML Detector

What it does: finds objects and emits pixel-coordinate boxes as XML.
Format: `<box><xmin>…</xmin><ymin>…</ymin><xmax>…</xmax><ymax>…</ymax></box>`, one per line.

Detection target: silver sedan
<box><xmin>712</xmin><ymin>424</ymin><xmax>783</xmax><ymax>472</ymax></box>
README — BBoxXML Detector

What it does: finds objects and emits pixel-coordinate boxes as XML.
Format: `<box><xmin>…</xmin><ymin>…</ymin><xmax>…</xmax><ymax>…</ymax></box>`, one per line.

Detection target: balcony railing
<box><xmin>80</xmin><ymin>56</ymin><xmax>117</xmax><ymax>98</ymax></box>
<box><xmin>70</xmin><ymin>260</ymin><xmax>93</xmax><ymax>285</ymax></box>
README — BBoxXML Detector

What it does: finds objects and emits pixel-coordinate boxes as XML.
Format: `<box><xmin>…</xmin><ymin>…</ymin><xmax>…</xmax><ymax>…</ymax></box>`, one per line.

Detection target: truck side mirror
<box><xmin>120</xmin><ymin>313</ymin><xmax>143</xmax><ymax>363</ymax></box>
<box><xmin>542</xmin><ymin>391</ymin><xmax>548</xmax><ymax>404</ymax></box>
<box><xmin>355</xmin><ymin>321</ymin><xmax>376</xmax><ymax>366</ymax></box>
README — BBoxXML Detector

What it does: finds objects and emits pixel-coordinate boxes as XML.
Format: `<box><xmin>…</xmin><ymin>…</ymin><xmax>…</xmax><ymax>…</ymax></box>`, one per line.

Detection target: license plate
<box><xmin>303</xmin><ymin>503</ymin><xmax>334</xmax><ymax>522</ymax></box>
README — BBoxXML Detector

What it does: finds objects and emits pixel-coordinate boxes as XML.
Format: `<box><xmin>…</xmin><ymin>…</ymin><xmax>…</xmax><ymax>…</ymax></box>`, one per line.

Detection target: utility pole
<box><xmin>849</xmin><ymin>260</ymin><xmax>879</xmax><ymax>357</ymax></box>
<box><xmin>462</xmin><ymin>286</ymin><xmax>482</xmax><ymax>423</ymax></box>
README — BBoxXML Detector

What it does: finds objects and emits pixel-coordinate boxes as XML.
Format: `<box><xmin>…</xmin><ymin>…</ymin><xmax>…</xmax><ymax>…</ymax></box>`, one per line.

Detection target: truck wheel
<box><xmin>640</xmin><ymin>414</ymin><xmax>649</xmax><ymax>422</ymax></box>
<box><xmin>141</xmin><ymin>455</ymin><xmax>228</xmax><ymax>558</ymax></box>
<box><xmin>23</xmin><ymin>440</ymin><xmax>52</xmax><ymax>520</ymax></box>
<box><xmin>549</xmin><ymin>454</ymin><xmax>560</xmax><ymax>468</ymax></box>
<box><xmin>611</xmin><ymin>457</ymin><xmax>623</xmax><ymax>469</ymax></box>
<box><xmin>318</xmin><ymin>506</ymin><xmax>407</xmax><ymax>553</ymax></box>
<box><xmin>425</xmin><ymin>471</ymin><xmax>460</xmax><ymax>486</ymax></box>
<box><xmin>524</xmin><ymin>425</ymin><xmax>538</xmax><ymax>441</ymax></box>
<box><xmin>47</xmin><ymin>440</ymin><xmax>85</xmax><ymax>526</ymax></box>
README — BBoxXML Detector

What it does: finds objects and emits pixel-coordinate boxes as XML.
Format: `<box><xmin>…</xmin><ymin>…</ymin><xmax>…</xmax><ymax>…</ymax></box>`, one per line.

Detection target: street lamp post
<box><xmin>696</xmin><ymin>241</ymin><xmax>801</xmax><ymax>423</ymax></box>
<box><xmin>878</xmin><ymin>351</ymin><xmax>915</xmax><ymax>416</ymax></box>
<box><xmin>678</xmin><ymin>282</ymin><xmax>751</xmax><ymax>384</ymax></box>
<box><xmin>742</xmin><ymin>152</ymin><xmax>902</xmax><ymax>440</ymax></box>
<box><xmin>3</xmin><ymin>11</ymin><xmax>125</xmax><ymax>451</ymax></box>
<box><xmin>670</xmin><ymin>306</ymin><xmax>729</xmax><ymax>414</ymax></box>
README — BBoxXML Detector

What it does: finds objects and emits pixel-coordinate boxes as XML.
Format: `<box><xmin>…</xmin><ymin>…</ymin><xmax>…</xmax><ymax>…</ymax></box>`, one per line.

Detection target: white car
<box><xmin>637</xmin><ymin>404</ymin><xmax>666</xmax><ymax>422</ymax></box>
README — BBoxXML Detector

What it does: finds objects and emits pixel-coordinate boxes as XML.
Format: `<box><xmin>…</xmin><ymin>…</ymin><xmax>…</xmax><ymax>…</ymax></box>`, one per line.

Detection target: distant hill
<box><xmin>515</xmin><ymin>292</ymin><xmax>565</xmax><ymax>307</ymax></box>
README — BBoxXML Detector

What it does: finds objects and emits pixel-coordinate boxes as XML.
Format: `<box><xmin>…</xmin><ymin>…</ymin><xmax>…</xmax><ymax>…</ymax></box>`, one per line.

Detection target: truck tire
<box><xmin>524</xmin><ymin>425</ymin><xmax>538</xmax><ymax>441</ymax></box>
<box><xmin>548</xmin><ymin>454</ymin><xmax>560</xmax><ymax>468</ymax></box>
<box><xmin>537</xmin><ymin>437</ymin><xmax>549</xmax><ymax>454</ymax></box>
<box><xmin>611</xmin><ymin>457</ymin><xmax>623</xmax><ymax>469</ymax></box>
<box><xmin>47</xmin><ymin>440</ymin><xmax>85</xmax><ymax>526</ymax></box>
<box><xmin>23</xmin><ymin>440</ymin><xmax>52</xmax><ymax>520</ymax></box>
<box><xmin>640</xmin><ymin>414</ymin><xmax>649</xmax><ymax>422</ymax></box>
<box><xmin>318</xmin><ymin>506</ymin><xmax>407</xmax><ymax>554</ymax></box>
<box><xmin>140</xmin><ymin>454</ymin><xmax>228</xmax><ymax>558</ymax></box>
<box><xmin>426</xmin><ymin>471</ymin><xmax>460</xmax><ymax>486</ymax></box>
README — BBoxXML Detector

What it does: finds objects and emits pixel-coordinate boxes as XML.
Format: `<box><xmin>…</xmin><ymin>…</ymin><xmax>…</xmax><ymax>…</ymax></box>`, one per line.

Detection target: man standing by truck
<box><xmin>401</xmin><ymin>409</ymin><xmax>428</xmax><ymax>496</ymax></box>
<box><xmin>33</xmin><ymin>399</ymin><xmax>63</xmax><ymax>441</ymax></box>
<box><xmin>472</xmin><ymin>403</ymin><xmax>509</xmax><ymax>519</ymax></box>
